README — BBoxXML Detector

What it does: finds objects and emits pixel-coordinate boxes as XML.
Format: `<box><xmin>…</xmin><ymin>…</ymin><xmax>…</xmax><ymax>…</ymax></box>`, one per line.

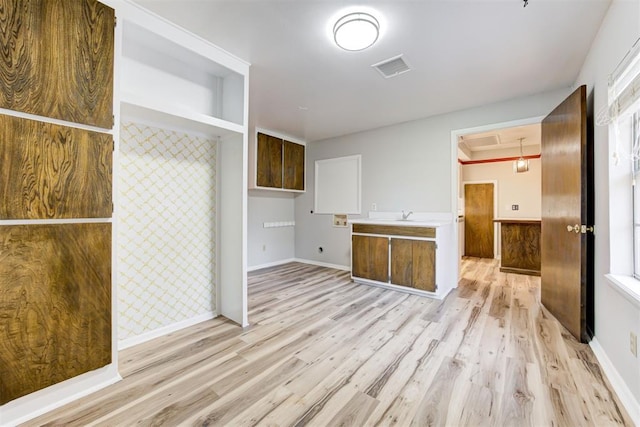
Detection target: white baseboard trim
<box><xmin>590</xmin><ymin>337</ymin><xmax>640</xmax><ymax>425</ymax></box>
<box><xmin>247</xmin><ymin>258</ymin><xmax>296</xmax><ymax>272</ymax></box>
<box><xmin>1</xmin><ymin>365</ymin><xmax>121</xmax><ymax>427</ymax></box>
<box><xmin>118</xmin><ymin>311</ymin><xmax>217</xmax><ymax>351</ymax></box>
<box><xmin>293</xmin><ymin>258</ymin><xmax>351</xmax><ymax>271</ymax></box>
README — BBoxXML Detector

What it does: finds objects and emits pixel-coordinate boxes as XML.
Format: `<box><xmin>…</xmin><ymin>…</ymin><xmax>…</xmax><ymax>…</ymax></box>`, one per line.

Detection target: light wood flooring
<box><xmin>25</xmin><ymin>258</ymin><xmax>633</xmax><ymax>426</ymax></box>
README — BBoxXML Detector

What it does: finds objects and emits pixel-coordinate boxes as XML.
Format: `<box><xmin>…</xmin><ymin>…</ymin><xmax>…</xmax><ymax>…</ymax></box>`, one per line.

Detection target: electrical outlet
<box><xmin>512</xmin><ymin>204</ymin><xmax>519</xmax><ymax>211</ymax></box>
<box><xmin>262</xmin><ymin>244</ymin><xmax>266</xmax><ymax>252</ymax></box>
<box><xmin>631</xmin><ymin>332</ymin><xmax>638</xmax><ymax>357</ymax></box>
<box><xmin>371</xmin><ymin>203</ymin><xmax>377</xmax><ymax>211</ymax></box>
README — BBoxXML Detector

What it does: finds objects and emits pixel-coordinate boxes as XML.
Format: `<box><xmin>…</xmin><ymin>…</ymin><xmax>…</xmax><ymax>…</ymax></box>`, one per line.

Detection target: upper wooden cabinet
<box><xmin>254</xmin><ymin>131</ymin><xmax>305</xmax><ymax>192</ymax></box>
<box><xmin>257</xmin><ymin>133</ymin><xmax>283</xmax><ymax>188</ymax></box>
<box><xmin>283</xmin><ymin>140</ymin><xmax>304</xmax><ymax>191</ymax></box>
<box><xmin>0</xmin><ymin>0</ymin><xmax>115</xmax><ymax>129</ymax></box>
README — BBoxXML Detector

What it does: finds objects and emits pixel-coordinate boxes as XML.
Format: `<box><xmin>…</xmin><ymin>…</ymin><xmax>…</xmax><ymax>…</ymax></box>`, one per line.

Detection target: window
<box><xmin>633</xmin><ymin>113</ymin><xmax>640</xmax><ymax>278</ymax></box>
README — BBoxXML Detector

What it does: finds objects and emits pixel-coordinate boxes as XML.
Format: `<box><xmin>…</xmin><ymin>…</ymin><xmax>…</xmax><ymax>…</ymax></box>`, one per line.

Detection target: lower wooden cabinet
<box><xmin>390</xmin><ymin>238</ymin><xmax>436</xmax><ymax>292</ymax></box>
<box><xmin>352</xmin><ymin>235</ymin><xmax>389</xmax><ymax>283</ymax></box>
<box><xmin>0</xmin><ymin>223</ymin><xmax>112</xmax><ymax>405</ymax></box>
<box><xmin>351</xmin><ymin>224</ymin><xmax>439</xmax><ymax>294</ymax></box>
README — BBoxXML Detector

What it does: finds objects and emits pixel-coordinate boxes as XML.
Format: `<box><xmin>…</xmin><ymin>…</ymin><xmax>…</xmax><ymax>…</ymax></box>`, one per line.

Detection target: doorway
<box><xmin>463</xmin><ymin>182</ymin><xmax>495</xmax><ymax>258</ymax></box>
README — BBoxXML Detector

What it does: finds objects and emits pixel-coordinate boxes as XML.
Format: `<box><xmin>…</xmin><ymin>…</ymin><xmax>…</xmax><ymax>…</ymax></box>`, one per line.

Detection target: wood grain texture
<box><xmin>351</xmin><ymin>234</ymin><xmax>389</xmax><ymax>282</ymax></box>
<box><xmin>256</xmin><ymin>132</ymin><xmax>282</xmax><ymax>188</ymax></box>
<box><xmin>283</xmin><ymin>140</ymin><xmax>304</xmax><ymax>191</ymax></box>
<box><xmin>0</xmin><ymin>114</ymin><xmax>113</xmax><ymax>219</ymax></box>
<box><xmin>352</xmin><ymin>223</ymin><xmax>436</xmax><ymax>238</ymax></box>
<box><xmin>500</xmin><ymin>222</ymin><xmax>541</xmax><ymax>276</ymax></box>
<box><xmin>541</xmin><ymin>85</ymin><xmax>588</xmax><ymax>342</ymax></box>
<box><xmin>412</xmin><ymin>239</ymin><xmax>436</xmax><ymax>291</ymax></box>
<box><xmin>0</xmin><ymin>223</ymin><xmax>111</xmax><ymax>405</ymax></box>
<box><xmin>390</xmin><ymin>238</ymin><xmax>436</xmax><ymax>291</ymax></box>
<box><xmin>390</xmin><ymin>238</ymin><xmax>413</xmax><ymax>286</ymax></box>
<box><xmin>465</xmin><ymin>183</ymin><xmax>494</xmax><ymax>258</ymax></box>
<box><xmin>24</xmin><ymin>259</ymin><xmax>633</xmax><ymax>426</ymax></box>
<box><xmin>0</xmin><ymin>0</ymin><xmax>114</xmax><ymax>128</ymax></box>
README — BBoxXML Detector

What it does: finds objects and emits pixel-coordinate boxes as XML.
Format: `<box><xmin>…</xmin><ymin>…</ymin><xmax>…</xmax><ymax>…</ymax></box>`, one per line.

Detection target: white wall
<box><xmin>295</xmin><ymin>88</ymin><xmax>569</xmax><ymax>268</ymax></box>
<box><xmin>462</xmin><ymin>158</ymin><xmax>542</xmax><ymax>219</ymax></box>
<box><xmin>573</xmin><ymin>0</ymin><xmax>640</xmax><ymax>420</ymax></box>
<box><xmin>248</xmin><ymin>192</ymin><xmax>296</xmax><ymax>269</ymax></box>
<box><xmin>118</xmin><ymin>121</ymin><xmax>217</xmax><ymax>342</ymax></box>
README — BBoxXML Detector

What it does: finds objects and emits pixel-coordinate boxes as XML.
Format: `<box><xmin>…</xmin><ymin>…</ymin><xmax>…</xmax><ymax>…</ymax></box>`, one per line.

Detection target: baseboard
<box><xmin>590</xmin><ymin>337</ymin><xmax>640</xmax><ymax>425</ymax></box>
<box><xmin>293</xmin><ymin>258</ymin><xmax>351</xmax><ymax>271</ymax></box>
<box><xmin>118</xmin><ymin>311</ymin><xmax>217</xmax><ymax>351</ymax></box>
<box><xmin>1</xmin><ymin>364</ymin><xmax>121</xmax><ymax>427</ymax></box>
<box><xmin>247</xmin><ymin>258</ymin><xmax>296</xmax><ymax>272</ymax></box>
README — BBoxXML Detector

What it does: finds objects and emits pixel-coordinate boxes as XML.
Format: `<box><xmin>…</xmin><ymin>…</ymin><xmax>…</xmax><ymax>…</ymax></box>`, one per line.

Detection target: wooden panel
<box><xmin>0</xmin><ymin>223</ymin><xmax>112</xmax><ymax>405</ymax></box>
<box><xmin>283</xmin><ymin>140</ymin><xmax>304</xmax><ymax>191</ymax></box>
<box><xmin>500</xmin><ymin>223</ymin><xmax>541</xmax><ymax>276</ymax></box>
<box><xmin>541</xmin><ymin>85</ymin><xmax>589</xmax><ymax>342</ymax></box>
<box><xmin>0</xmin><ymin>0</ymin><xmax>114</xmax><ymax>128</ymax></box>
<box><xmin>0</xmin><ymin>115</ymin><xmax>113</xmax><ymax>219</ymax></box>
<box><xmin>390</xmin><ymin>238</ymin><xmax>413</xmax><ymax>287</ymax></box>
<box><xmin>352</xmin><ymin>235</ymin><xmax>388</xmax><ymax>282</ymax></box>
<box><xmin>464</xmin><ymin>183</ymin><xmax>494</xmax><ymax>258</ymax></box>
<box><xmin>413</xmin><ymin>240</ymin><xmax>436</xmax><ymax>292</ymax></box>
<box><xmin>256</xmin><ymin>133</ymin><xmax>282</xmax><ymax>188</ymax></box>
<box><xmin>352</xmin><ymin>224</ymin><xmax>436</xmax><ymax>238</ymax></box>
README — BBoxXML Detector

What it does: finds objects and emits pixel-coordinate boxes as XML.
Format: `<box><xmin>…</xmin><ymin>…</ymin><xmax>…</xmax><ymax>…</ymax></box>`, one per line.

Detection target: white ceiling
<box><xmin>458</xmin><ymin>123</ymin><xmax>541</xmax><ymax>161</ymax></box>
<box><xmin>134</xmin><ymin>0</ymin><xmax>611</xmax><ymax>142</ymax></box>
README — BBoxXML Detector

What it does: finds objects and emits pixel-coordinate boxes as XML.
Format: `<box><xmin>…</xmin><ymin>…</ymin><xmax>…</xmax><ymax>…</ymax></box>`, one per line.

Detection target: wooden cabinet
<box><xmin>496</xmin><ymin>219</ymin><xmax>541</xmax><ymax>276</ymax></box>
<box><xmin>0</xmin><ymin>0</ymin><xmax>114</xmax><ymax>128</ymax></box>
<box><xmin>0</xmin><ymin>115</ymin><xmax>113</xmax><ymax>220</ymax></box>
<box><xmin>0</xmin><ymin>0</ymin><xmax>114</xmax><ymax>406</ymax></box>
<box><xmin>351</xmin><ymin>223</ymin><xmax>440</xmax><ymax>295</ymax></box>
<box><xmin>254</xmin><ymin>131</ymin><xmax>305</xmax><ymax>191</ymax></box>
<box><xmin>352</xmin><ymin>235</ymin><xmax>389</xmax><ymax>282</ymax></box>
<box><xmin>283</xmin><ymin>140</ymin><xmax>305</xmax><ymax>190</ymax></box>
<box><xmin>391</xmin><ymin>239</ymin><xmax>436</xmax><ymax>292</ymax></box>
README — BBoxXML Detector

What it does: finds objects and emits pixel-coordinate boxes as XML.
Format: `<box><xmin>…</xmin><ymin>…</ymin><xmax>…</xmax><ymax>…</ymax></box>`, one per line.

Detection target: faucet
<box><xmin>401</xmin><ymin>210</ymin><xmax>413</xmax><ymax>220</ymax></box>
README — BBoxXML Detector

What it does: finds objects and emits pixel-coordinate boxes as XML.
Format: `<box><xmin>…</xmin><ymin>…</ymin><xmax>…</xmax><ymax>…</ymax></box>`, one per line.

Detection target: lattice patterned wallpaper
<box><xmin>118</xmin><ymin>122</ymin><xmax>217</xmax><ymax>340</ymax></box>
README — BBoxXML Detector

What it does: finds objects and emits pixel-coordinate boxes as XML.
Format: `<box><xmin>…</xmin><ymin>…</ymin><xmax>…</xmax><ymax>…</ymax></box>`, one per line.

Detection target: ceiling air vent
<box><xmin>372</xmin><ymin>55</ymin><xmax>411</xmax><ymax>79</ymax></box>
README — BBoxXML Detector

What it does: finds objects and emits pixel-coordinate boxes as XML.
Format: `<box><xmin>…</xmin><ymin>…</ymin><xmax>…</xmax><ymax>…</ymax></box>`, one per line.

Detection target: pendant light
<box><xmin>514</xmin><ymin>137</ymin><xmax>530</xmax><ymax>173</ymax></box>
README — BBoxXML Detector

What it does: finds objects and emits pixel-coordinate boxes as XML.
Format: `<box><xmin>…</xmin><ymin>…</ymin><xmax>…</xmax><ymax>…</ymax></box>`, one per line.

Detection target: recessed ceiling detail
<box><xmin>372</xmin><ymin>55</ymin><xmax>411</xmax><ymax>79</ymax></box>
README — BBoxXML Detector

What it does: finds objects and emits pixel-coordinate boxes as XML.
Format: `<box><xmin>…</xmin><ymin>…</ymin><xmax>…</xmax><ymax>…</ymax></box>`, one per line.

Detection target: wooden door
<box><xmin>464</xmin><ymin>183</ymin><xmax>494</xmax><ymax>258</ymax></box>
<box><xmin>256</xmin><ymin>133</ymin><xmax>283</xmax><ymax>188</ymax></box>
<box><xmin>541</xmin><ymin>85</ymin><xmax>593</xmax><ymax>342</ymax></box>
<box><xmin>352</xmin><ymin>235</ymin><xmax>389</xmax><ymax>282</ymax></box>
<box><xmin>283</xmin><ymin>140</ymin><xmax>304</xmax><ymax>190</ymax></box>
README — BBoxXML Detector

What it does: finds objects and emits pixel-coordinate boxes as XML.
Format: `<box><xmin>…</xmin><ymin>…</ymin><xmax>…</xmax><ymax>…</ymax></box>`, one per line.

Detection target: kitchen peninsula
<box><xmin>494</xmin><ymin>218</ymin><xmax>541</xmax><ymax>276</ymax></box>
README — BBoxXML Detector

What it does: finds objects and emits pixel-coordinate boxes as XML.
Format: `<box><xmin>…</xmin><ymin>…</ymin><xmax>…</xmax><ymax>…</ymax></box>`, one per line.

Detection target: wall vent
<box><xmin>372</xmin><ymin>55</ymin><xmax>411</xmax><ymax>78</ymax></box>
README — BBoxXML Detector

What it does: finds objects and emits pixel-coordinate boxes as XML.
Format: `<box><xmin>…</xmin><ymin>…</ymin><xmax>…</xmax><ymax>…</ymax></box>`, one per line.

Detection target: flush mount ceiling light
<box><xmin>333</xmin><ymin>12</ymin><xmax>379</xmax><ymax>51</ymax></box>
<box><xmin>514</xmin><ymin>137</ymin><xmax>530</xmax><ymax>173</ymax></box>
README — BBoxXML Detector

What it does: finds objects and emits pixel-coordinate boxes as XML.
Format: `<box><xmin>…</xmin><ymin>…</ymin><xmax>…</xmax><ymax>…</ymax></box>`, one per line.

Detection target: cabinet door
<box><xmin>352</xmin><ymin>235</ymin><xmax>389</xmax><ymax>282</ymax></box>
<box><xmin>0</xmin><ymin>115</ymin><xmax>113</xmax><ymax>219</ymax></box>
<box><xmin>391</xmin><ymin>238</ymin><xmax>413</xmax><ymax>287</ymax></box>
<box><xmin>0</xmin><ymin>223</ymin><xmax>112</xmax><ymax>405</ymax></box>
<box><xmin>413</xmin><ymin>240</ymin><xmax>436</xmax><ymax>292</ymax></box>
<box><xmin>283</xmin><ymin>140</ymin><xmax>304</xmax><ymax>190</ymax></box>
<box><xmin>256</xmin><ymin>132</ymin><xmax>283</xmax><ymax>188</ymax></box>
<box><xmin>0</xmin><ymin>0</ymin><xmax>114</xmax><ymax>128</ymax></box>
<box><xmin>391</xmin><ymin>238</ymin><xmax>436</xmax><ymax>291</ymax></box>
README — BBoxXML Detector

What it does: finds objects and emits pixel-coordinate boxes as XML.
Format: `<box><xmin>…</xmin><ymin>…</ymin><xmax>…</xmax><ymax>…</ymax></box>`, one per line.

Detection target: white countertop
<box><xmin>348</xmin><ymin>211</ymin><xmax>453</xmax><ymax>227</ymax></box>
